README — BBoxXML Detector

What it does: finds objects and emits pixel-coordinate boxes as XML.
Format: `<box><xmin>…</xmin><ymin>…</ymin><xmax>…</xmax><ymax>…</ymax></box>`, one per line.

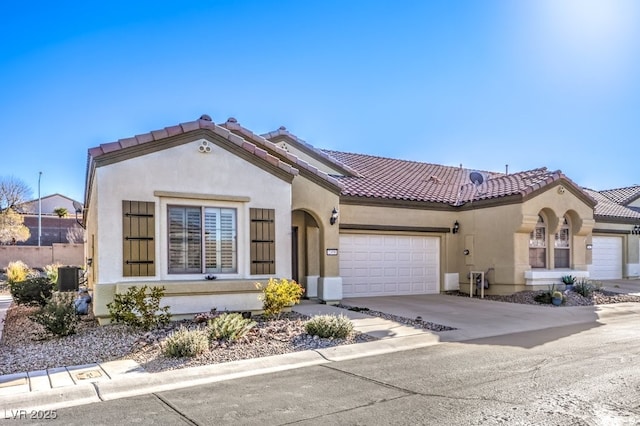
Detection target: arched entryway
<box><xmin>291</xmin><ymin>209</ymin><xmax>321</xmax><ymax>297</ymax></box>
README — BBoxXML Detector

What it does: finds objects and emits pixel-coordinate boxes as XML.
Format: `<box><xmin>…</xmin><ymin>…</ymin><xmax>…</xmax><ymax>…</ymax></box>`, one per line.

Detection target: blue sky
<box><xmin>1</xmin><ymin>1</ymin><xmax>639</xmax><ymax>204</ymax></box>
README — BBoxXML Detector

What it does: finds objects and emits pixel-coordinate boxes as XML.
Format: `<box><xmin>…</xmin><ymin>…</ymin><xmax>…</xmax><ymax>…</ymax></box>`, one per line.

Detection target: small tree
<box><xmin>0</xmin><ymin>176</ymin><xmax>32</xmax><ymax>245</ymax></box>
<box><xmin>0</xmin><ymin>176</ymin><xmax>32</xmax><ymax>212</ymax></box>
<box><xmin>0</xmin><ymin>208</ymin><xmax>30</xmax><ymax>244</ymax></box>
<box><xmin>53</xmin><ymin>207</ymin><xmax>68</xmax><ymax>243</ymax></box>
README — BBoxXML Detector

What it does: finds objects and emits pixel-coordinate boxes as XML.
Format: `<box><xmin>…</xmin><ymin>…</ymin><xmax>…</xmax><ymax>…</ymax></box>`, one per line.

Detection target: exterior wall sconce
<box><xmin>632</xmin><ymin>225</ymin><xmax>640</xmax><ymax>235</ymax></box>
<box><xmin>73</xmin><ymin>200</ymin><xmax>86</xmax><ymax>229</ymax></box>
<box><xmin>330</xmin><ymin>208</ymin><xmax>339</xmax><ymax>225</ymax></box>
<box><xmin>452</xmin><ymin>221</ymin><xmax>460</xmax><ymax>234</ymax></box>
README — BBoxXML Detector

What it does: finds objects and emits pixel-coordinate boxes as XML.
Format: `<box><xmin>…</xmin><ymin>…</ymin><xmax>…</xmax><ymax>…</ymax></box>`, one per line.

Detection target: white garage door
<box><xmin>340</xmin><ymin>234</ymin><xmax>440</xmax><ymax>297</ymax></box>
<box><xmin>590</xmin><ymin>236</ymin><xmax>623</xmax><ymax>280</ymax></box>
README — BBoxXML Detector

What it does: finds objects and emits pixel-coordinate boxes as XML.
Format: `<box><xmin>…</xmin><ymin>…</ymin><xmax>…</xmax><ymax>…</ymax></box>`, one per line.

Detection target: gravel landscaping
<box><xmin>337</xmin><ymin>304</ymin><xmax>456</xmax><ymax>332</ymax></box>
<box><xmin>451</xmin><ymin>288</ymin><xmax>640</xmax><ymax>306</ymax></box>
<box><xmin>0</xmin><ymin>304</ymin><xmax>378</xmax><ymax>376</ymax></box>
<box><xmin>2</xmin><ymin>275</ymin><xmax>639</xmax><ymax>377</ymax></box>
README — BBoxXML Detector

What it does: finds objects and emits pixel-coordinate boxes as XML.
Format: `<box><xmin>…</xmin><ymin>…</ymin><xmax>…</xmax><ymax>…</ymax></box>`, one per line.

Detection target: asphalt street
<box><xmin>10</xmin><ymin>308</ymin><xmax>640</xmax><ymax>426</ymax></box>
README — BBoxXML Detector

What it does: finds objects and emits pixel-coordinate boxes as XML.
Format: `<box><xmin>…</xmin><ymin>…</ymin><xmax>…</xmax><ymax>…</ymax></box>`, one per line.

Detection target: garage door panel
<box><xmin>340</xmin><ymin>234</ymin><xmax>440</xmax><ymax>297</ymax></box>
<box><xmin>590</xmin><ymin>236</ymin><xmax>623</xmax><ymax>280</ymax></box>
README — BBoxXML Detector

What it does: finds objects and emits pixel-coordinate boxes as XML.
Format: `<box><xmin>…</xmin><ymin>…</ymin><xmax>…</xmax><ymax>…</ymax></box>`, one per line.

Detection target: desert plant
<box><xmin>305</xmin><ymin>314</ymin><xmax>354</xmax><ymax>339</ymax></box>
<box><xmin>163</xmin><ymin>327</ymin><xmax>209</xmax><ymax>358</ymax></box>
<box><xmin>574</xmin><ymin>278</ymin><xmax>595</xmax><ymax>297</ymax></box>
<box><xmin>534</xmin><ymin>292</ymin><xmax>552</xmax><ymax>304</ymax></box>
<box><xmin>30</xmin><ymin>292</ymin><xmax>79</xmax><ymax>337</ymax></box>
<box><xmin>43</xmin><ymin>263</ymin><xmax>62</xmax><ymax>286</ymax></box>
<box><xmin>561</xmin><ymin>275</ymin><xmax>576</xmax><ymax>286</ymax></box>
<box><xmin>257</xmin><ymin>278</ymin><xmax>304</xmax><ymax>318</ymax></box>
<box><xmin>107</xmin><ymin>285</ymin><xmax>172</xmax><ymax>330</ymax></box>
<box><xmin>552</xmin><ymin>291</ymin><xmax>563</xmax><ymax>299</ymax></box>
<box><xmin>533</xmin><ymin>284</ymin><xmax>561</xmax><ymax>305</ymax></box>
<box><xmin>207</xmin><ymin>313</ymin><xmax>256</xmax><ymax>342</ymax></box>
<box><xmin>6</xmin><ymin>260</ymin><xmax>31</xmax><ymax>284</ymax></box>
<box><xmin>10</xmin><ymin>276</ymin><xmax>54</xmax><ymax>306</ymax></box>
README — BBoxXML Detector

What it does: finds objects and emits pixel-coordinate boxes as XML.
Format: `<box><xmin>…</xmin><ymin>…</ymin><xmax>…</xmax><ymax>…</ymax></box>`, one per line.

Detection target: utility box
<box><xmin>57</xmin><ymin>266</ymin><xmax>80</xmax><ymax>292</ymax></box>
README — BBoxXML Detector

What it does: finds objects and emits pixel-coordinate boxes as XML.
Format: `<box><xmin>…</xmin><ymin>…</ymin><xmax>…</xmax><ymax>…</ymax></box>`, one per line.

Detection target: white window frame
<box><xmin>554</xmin><ymin>216</ymin><xmax>571</xmax><ymax>269</ymax></box>
<box><xmin>529</xmin><ymin>215</ymin><xmax>547</xmax><ymax>268</ymax></box>
<box><xmin>167</xmin><ymin>205</ymin><xmax>237</xmax><ymax>274</ymax></box>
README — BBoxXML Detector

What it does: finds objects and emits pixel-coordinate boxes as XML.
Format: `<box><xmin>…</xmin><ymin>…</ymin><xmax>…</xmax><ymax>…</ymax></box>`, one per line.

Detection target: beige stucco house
<box><xmin>83</xmin><ymin>115</ymin><xmax>640</xmax><ymax>324</ymax></box>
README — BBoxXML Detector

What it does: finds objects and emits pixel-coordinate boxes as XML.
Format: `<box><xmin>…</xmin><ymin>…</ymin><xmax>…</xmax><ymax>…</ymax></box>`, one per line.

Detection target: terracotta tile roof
<box><xmin>324</xmin><ymin>150</ymin><xmax>592</xmax><ymax>206</ymax></box>
<box><xmin>261</xmin><ymin>127</ymin><xmax>363</xmax><ymax>177</ymax></box>
<box><xmin>583</xmin><ymin>188</ymin><xmax>640</xmax><ymax>220</ymax></box>
<box><xmin>220</xmin><ymin>119</ymin><xmax>343</xmax><ymax>189</ymax></box>
<box><xmin>599</xmin><ymin>185</ymin><xmax>640</xmax><ymax>205</ymax></box>
<box><xmin>87</xmin><ymin>116</ymin><xmax>299</xmax><ymax>177</ymax></box>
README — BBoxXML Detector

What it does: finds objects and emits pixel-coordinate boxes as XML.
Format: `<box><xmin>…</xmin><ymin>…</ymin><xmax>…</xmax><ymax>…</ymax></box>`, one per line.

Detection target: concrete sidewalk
<box><xmin>3</xmin><ymin>294</ymin><xmax>640</xmax><ymax>412</ymax></box>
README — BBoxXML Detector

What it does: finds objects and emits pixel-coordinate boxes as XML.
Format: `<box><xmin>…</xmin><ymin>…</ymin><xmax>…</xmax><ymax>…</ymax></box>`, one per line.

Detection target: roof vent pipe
<box><xmin>505</xmin><ymin>164</ymin><xmax>509</xmax><ymax>175</ymax></box>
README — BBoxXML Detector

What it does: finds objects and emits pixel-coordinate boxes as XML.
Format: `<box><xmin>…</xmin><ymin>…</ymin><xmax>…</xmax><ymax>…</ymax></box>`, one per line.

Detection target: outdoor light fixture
<box><xmin>73</xmin><ymin>201</ymin><xmax>86</xmax><ymax>230</ymax></box>
<box><xmin>632</xmin><ymin>225</ymin><xmax>640</xmax><ymax>235</ymax></box>
<box><xmin>452</xmin><ymin>220</ymin><xmax>460</xmax><ymax>234</ymax></box>
<box><xmin>330</xmin><ymin>208</ymin><xmax>339</xmax><ymax>225</ymax></box>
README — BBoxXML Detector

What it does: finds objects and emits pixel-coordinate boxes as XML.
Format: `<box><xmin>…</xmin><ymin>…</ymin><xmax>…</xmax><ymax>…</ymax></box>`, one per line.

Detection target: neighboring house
<box><xmin>583</xmin><ymin>186</ymin><xmax>640</xmax><ymax>279</ymax></box>
<box><xmin>17</xmin><ymin>194</ymin><xmax>84</xmax><ymax>246</ymax></box>
<box><xmin>83</xmin><ymin>115</ymin><xmax>640</xmax><ymax>324</ymax></box>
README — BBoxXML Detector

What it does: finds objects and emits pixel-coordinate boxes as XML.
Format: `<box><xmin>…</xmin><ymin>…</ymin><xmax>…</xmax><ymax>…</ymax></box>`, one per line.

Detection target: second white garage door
<box><xmin>340</xmin><ymin>234</ymin><xmax>440</xmax><ymax>297</ymax></box>
<box><xmin>590</xmin><ymin>236</ymin><xmax>623</xmax><ymax>280</ymax></box>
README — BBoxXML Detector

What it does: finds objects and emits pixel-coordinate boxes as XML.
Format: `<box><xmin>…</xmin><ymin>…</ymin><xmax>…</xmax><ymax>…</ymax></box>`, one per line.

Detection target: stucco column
<box><xmin>317</xmin><ymin>214</ymin><xmax>342</xmax><ymax>303</ymax></box>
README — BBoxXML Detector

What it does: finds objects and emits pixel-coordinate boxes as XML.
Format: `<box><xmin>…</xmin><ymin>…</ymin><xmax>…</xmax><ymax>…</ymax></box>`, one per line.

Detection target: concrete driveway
<box><xmin>599</xmin><ymin>278</ymin><xmax>640</xmax><ymax>294</ymax></box>
<box><xmin>342</xmin><ymin>293</ymin><xmax>622</xmax><ymax>342</ymax></box>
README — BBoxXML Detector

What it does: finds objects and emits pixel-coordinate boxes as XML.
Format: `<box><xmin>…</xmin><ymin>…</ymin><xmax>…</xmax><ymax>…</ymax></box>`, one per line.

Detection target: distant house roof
<box><xmin>18</xmin><ymin>193</ymin><xmax>83</xmax><ymax>215</ymax></box>
<box><xmin>324</xmin><ymin>150</ymin><xmax>593</xmax><ymax>207</ymax></box>
<box><xmin>583</xmin><ymin>188</ymin><xmax>640</xmax><ymax>221</ymax></box>
<box><xmin>599</xmin><ymin>185</ymin><xmax>640</xmax><ymax>206</ymax></box>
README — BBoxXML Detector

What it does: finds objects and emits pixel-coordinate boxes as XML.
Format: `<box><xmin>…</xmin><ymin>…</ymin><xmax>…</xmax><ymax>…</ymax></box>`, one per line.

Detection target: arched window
<box><xmin>529</xmin><ymin>215</ymin><xmax>546</xmax><ymax>268</ymax></box>
<box><xmin>554</xmin><ymin>216</ymin><xmax>571</xmax><ymax>268</ymax></box>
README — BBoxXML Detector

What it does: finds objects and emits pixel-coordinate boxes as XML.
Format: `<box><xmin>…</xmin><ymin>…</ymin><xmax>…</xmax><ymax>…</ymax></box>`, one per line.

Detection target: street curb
<box><xmin>316</xmin><ymin>333</ymin><xmax>441</xmax><ymax>362</ymax></box>
<box><xmin>2</xmin><ymin>383</ymin><xmax>100</xmax><ymax>412</ymax></box>
<box><xmin>2</xmin><ymin>333</ymin><xmax>442</xmax><ymax>410</ymax></box>
<box><xmin>96</xmin><ymin>350</ymin><xmax>328</xmax><ymax>402</ymax></box>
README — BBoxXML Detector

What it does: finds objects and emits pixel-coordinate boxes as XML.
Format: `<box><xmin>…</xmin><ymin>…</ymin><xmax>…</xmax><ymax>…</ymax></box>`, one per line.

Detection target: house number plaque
<box><xmin>326</xmin><ymin>249</ymin><xmax>339</xmax><ymax>256</ymax></box>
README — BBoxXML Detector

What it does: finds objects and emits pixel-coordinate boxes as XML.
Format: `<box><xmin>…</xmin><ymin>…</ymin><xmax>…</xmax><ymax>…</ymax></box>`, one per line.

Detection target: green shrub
<box><xmin>30</xmin><ymin>292</ymin><xmax>79</xmax><ymax>337</ymax></box>
<box><xmin>163</xmin><ymin>327</ymin><xmax>209</xmax><ymax>358</ymax></box>
<box><xmin>305</xmin><ymin>314</ymin><xmax>354</xmax><ymax>339</ymax></box>
<box><xmin>207</xmin><ymin>313</ymin><xmax>256</xmax><ymax>342</ymax></box>
<box><xmin>107</xmin><ymin>285</ymin><xmax>171</xmax><ymax>330</ymax></box>
<box><xmin>6</xmin><ymin>260</ymin><xmax>32</xmax><ymax>285</ymax></box>
<box><xmin>43</xmin><ymin>263</ymin><xmax>62</xmax><ymax>286</ymax></box>
<box><xmin>257</xmin><ymin>278</ymin><xmax>304</xmax><ymax>318</ymax></box>
<box><xmin>10</xmin><ymin>277</ymin><xmax>54</xmax><ymax>306</ymax></box>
